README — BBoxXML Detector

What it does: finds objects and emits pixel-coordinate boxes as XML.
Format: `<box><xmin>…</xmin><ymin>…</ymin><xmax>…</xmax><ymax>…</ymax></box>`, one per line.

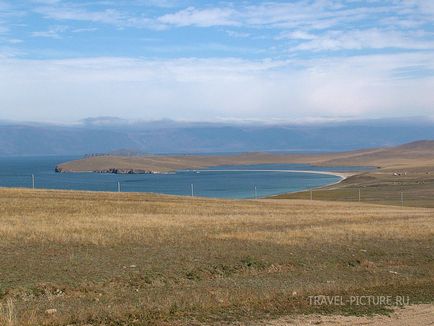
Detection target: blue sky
<box><xmin>0</xmin><ymin>0</ymin><xmax>434</xmax><ymax>123</ymax></box>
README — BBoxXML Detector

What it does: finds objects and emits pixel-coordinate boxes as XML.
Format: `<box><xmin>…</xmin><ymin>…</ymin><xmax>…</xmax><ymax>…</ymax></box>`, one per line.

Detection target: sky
<box><xmin>0</xmin><ymin>0</ymin><xmax>434</xmax><ymax>123</ymax></box>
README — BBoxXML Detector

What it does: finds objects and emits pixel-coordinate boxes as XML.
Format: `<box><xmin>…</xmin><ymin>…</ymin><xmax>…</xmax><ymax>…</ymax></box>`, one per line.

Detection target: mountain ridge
<box><xmin>1</xmin><ymin>119</ymin><xmax>434</xmax><ymax>156</ymax></box>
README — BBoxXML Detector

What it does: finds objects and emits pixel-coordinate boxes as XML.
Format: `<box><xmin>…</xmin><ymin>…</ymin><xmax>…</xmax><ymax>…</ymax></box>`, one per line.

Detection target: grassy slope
<box><xmin>273</xmin><ymin>168</ymin><xmax>434</xmax><ymax>208</ymax></box>
<box><xmin>272</xmin><ymin>141</ymin><xmax>434</xmax><ymax>208</ymax></box>
<box><xmin>0</xmin><ymin>188</ymin><xmax>433</xmax><ymax>325</ymax></box>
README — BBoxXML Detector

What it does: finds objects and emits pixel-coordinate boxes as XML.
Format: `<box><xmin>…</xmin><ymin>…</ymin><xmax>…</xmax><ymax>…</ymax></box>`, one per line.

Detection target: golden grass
<box><xmin>0</xmin><ymin>188</ymin><xmax>433</xmax><ymax>325</ymax></box>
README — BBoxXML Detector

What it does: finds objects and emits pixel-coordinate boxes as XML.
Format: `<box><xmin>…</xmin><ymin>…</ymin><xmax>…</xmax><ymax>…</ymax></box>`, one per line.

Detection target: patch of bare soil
<box><xmin>252</xmin><ymin>304</ymin><xmax>434</xmax><ymax>325</ymax></box>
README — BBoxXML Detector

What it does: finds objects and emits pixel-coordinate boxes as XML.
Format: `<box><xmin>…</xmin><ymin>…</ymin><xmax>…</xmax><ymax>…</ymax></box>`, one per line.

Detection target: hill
<box><xmin>320</xmin><ymin>140</ymin><xmax>434</xmax><ymax>170</ymax></box>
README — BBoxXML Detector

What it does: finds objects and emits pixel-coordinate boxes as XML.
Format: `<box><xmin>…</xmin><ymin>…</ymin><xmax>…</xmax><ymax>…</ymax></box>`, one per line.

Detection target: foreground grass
<box><xmin>0</xmin><ymin>188</ymin><xmax>433</xmax><ymax>325</ymax></box>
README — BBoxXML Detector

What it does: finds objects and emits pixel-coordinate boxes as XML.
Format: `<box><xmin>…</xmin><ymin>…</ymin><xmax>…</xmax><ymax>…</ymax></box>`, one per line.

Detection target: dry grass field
<box><xmin>0</xmin><ymin>188</ymin><xmax>433</xmax><ymax>325</ymax></box>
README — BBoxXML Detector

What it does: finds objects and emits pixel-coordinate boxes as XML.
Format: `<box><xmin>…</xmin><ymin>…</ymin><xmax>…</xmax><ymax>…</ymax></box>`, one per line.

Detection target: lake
<box><xmin>0</xmin><ymin>156</ymin><xmax>367</xmax><ymax>199</ymax></box>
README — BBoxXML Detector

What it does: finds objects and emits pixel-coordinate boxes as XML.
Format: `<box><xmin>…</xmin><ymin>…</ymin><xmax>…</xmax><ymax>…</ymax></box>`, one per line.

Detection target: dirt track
<box><xmin>254</xmin><ymin>304</ymin><xmax>434</xmax><ymax>325</ymax></box>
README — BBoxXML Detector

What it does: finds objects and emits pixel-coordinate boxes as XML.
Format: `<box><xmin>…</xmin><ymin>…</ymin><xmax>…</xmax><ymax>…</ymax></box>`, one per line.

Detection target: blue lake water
<box><xmin>0</xmin><ymin>156</ymin><xmax>368</xmax><ymax>199</ymax></box>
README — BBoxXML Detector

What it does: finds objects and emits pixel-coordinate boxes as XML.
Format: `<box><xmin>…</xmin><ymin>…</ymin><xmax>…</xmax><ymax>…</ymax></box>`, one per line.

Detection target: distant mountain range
<box><xmin>1</xmin><ymin>117</ymin><xmax>434</xmax><ymax>156</ymax></box>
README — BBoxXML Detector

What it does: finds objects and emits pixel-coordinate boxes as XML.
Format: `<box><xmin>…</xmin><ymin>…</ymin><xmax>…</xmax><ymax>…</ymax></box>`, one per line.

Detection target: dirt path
<box><xmin>252</xmin><ymin>304</ymin><xmax>434</xmax><ymax>325</ymax></box>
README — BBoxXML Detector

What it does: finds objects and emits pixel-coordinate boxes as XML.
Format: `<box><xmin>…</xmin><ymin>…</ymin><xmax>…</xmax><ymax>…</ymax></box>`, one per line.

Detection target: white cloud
<box><xmin>157</xmin><ymin>7</ymin><xmax>237</xmax><ymax>27</ymax></box>
<box><xmin>30</xmin><ymin>0</ymin><xmax>62</xmax><ymax>4</ymax></box>
<box><xmin>278</xmin><ymin>30</ymin><xmax>317</xmax><ymax>40</ymax></box>
<box><xmin>226</xmin><ymin>30</ymin><xmax>251</xmax><ymax>38</ymax></box>
<box><xmin>7</xmin><ymin>38</ymin><xmax>22</xmax><ymax>44</ymax></box>
<box><xmin>70</xmin><ymin>27</ymin><xmax>98</xmax><ymax>33</ymax></box>
<box><xmin>32</xmin><ymin>25</ymin><xmax>68</xmax><ymax>39</ymax></box>
<box><xmin>292</xmin><ymin>28</ymin><xmax>434</xmax><ymax>52</ymax></box>
<box><xmin>25</xmin><ymin>1</ymin><xmax>356</xmax><ymax>30</ymax></box>
<box><xmin>414</xmin><ymin>0</ymin><xmax>434</xmax><ymax>16</ymax></box>
<box><xmin>36</xmin><ymin>6</ymin><xmax>126</xmax><ymax>25</ymax></box>
<box><xmin>0</xmin><ymin>24</ymin><xmax>7</xmax><ymax>34</ymax></box>
<box><xmin>24</xmin><ymin>0</ymin><xmax>434</xmax><ymax>43</ymax></box>
<box><xmin>0</xmin><ymin>53</ymin><xmax>433</xmax><ymax>122</ymax></box>
<box><xmin>0</xmin><ymin>2</ymin><xmax>11</xmax><ymax>34</ymax></box>
<box><xmin>28</xmin><ymin>1</ymin><xmax>434</xmax><ymax>52</ymax></box>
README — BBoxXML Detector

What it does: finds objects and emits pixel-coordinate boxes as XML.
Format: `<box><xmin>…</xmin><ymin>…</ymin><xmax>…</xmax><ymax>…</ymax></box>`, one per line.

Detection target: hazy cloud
<box><xmin>1</xmin><ymin>53</ymin><xmax>433</xmax><ymax>122</ymax></box>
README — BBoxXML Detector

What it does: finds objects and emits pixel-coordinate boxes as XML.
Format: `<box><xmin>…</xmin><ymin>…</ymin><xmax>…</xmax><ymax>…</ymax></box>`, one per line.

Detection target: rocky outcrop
<box><xmin>98</xmin><ymin>168</ymin><xmax>154</xmax><ymax>174</ymax></box>
<box><xmin>55</xmin><ymin>166</ymin><xmax>155</xmax><ymax>174</ymax></box>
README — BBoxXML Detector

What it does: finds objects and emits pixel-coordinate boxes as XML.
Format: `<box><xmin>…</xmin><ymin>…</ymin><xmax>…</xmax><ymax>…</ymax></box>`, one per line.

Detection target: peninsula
<box><xmin>56</xmin><ymin>140</ymin><xmax>434</xmax><ymax>174</ymax></box>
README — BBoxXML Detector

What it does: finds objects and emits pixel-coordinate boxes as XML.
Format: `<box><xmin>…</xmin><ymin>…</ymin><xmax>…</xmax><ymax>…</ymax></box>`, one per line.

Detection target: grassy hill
<box><xmin>0</xmin><ymin>188</ymin><xmax>433</xmax><ymax>325</ymax></box>
<box><xmin>318</xmin><ymin>140</ymin><xmax>434</xmax><ymax>169</ymax></box>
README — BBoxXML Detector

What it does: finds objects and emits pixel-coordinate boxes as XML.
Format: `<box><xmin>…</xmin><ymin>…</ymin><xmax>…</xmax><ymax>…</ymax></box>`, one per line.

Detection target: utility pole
<box><xmin>191</xmin><ymin>184</ymin><xmax>194</xmax><ymax>197</ymax></box>
<box><xmin>32</xmin><ymin>174</ymin><xmax>35</xmax><ymax>189</ymax></box>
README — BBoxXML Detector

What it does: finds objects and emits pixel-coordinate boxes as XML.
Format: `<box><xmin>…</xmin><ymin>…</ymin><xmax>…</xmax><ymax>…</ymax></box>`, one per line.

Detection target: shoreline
<box><xmin>194</xmin><ymin>169</ymin><xmax>354</xmax><ymax>180</ymax></box>
<box><xmin>192</xmin><ymin>168</ymin><xmax>358</xmax><ymax>198</ymax></box>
